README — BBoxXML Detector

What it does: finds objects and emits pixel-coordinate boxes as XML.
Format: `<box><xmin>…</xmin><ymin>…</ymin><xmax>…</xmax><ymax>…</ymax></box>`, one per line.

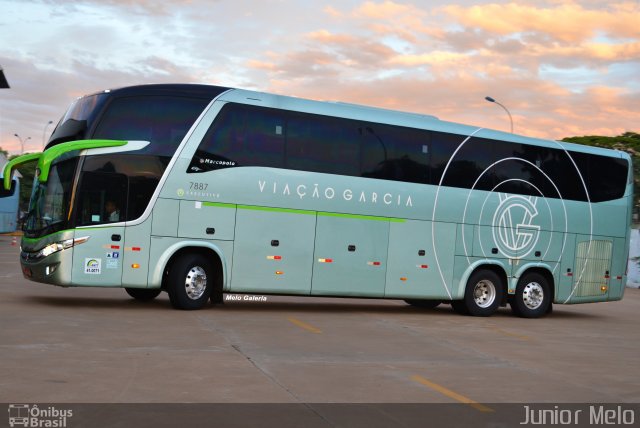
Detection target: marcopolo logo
<box><xmin>8</xmin><ymin>404</ymin><xmax>73</xmax><ymax>427</ymax></box>
<box><xmin>492</xmin><ymin>194</ymin><xmax>540</xmax><ymax>259</ymax></box>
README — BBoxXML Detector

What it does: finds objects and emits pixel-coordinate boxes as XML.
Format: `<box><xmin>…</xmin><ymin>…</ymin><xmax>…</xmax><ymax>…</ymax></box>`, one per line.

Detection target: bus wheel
<box><xmin>456</xmin><ymin>270</ymin><xmax>503</xmax><ymax>317</ymax></box>
<box><xmin>167</xmin><ymin>253</ymin><xmax>213</xmax><ymax>310</ymax></box>
<box><xmin>511</xmin><ymin>272</ymin><xmax>551</xmax><ymax>318</ymax></box>
<box><xmin>404</xmin><ymin>299</ymin><xmax>441</xmax><ymax>309</ymax></box>
<box><xmin>125</xmin><ymin>288</ymin><xmax>161</xmax><ymax>301</ymax></box>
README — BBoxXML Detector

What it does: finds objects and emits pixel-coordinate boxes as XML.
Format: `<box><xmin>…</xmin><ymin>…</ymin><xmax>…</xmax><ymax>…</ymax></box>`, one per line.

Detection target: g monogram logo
<box><xmin>492</xmin><ymin>193</ymin><xmax>541</xmax><ymax>258</ymax></box>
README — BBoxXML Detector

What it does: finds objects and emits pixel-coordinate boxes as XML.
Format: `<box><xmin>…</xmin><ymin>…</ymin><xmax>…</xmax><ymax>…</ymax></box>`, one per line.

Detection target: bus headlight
<box><xmin>36</xmin><ymin>236</ymin><xmax>90</xmax><ymax>259</ymax></box>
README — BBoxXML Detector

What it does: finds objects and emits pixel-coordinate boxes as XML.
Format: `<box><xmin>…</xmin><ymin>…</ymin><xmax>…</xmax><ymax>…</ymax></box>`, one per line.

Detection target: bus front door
<box><xmin>71</xmin><ymin>226</ymin><xmax>125</xmax><ymax>286</ymax></box>
<box><xmin>70</xmin><ymin>171</ymin><xmax>128</xmax><ymax>286</ymax></box>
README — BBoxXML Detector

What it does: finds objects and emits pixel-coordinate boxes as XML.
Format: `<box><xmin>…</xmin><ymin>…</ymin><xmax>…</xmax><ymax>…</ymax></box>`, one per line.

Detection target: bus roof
<box><xmin>88</xmin><ymin>83</ymin><xmax>230</xmax><ymax>99</ymax></box>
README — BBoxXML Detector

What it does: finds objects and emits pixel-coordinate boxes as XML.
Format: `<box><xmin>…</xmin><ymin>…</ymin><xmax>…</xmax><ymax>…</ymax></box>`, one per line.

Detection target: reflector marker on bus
<box><xmin>125</xmin><ymin>247</ymin><xmax>142</xmax><ymax>252</ymax></box>
<box><xmin>318</xmin><ymin>258</ymin><xmax>333</xmax><ymax>263</ymax></box>
<box><xmin>267</xmin><ymin>255</ymin><xmax>282</xmax><ymax>260</ymax></box>
<box><xmin>275</xmin><ymin>271</ymin><xmax>284</xmax><ymax>275</ymax></box>
<box><xmin>367</xmin><ymin>261</ymin><xmax>381</xmax><ymax>266</ymax></box>
<box><xmin>400</xmin><ymin>277</ymin><xmax>408</xmax><ymax>282</ymax></box>
<box><xmin>102</xmin><ymin>244</ymin><xmax>120</xmax><ymax>249</ymax></box>
<box><xmin>616</xmin><ymin>276</ymin><xmax>623</xmax><ymax>280</ymax></box>
<box><xmin>417</xmin><ymin>264</ymin><xmax>429</xmax><ymax>269</ymax></box>
<box><xmin>131</xmin><ymin>264</ymin><xmax>140</xmax><ymax>269</ymax></box>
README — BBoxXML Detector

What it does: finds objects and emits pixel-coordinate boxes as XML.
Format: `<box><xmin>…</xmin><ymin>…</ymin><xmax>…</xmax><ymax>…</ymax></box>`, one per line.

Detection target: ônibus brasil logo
<box><xmin>8</xmin><ymin>404</ymin><xmax>73</xmax><ymax>427</ymax></box>
<box><xmin>492</xmin><ymin>194</ymin><xmax>540</xmax><ymax>259</ymax></box>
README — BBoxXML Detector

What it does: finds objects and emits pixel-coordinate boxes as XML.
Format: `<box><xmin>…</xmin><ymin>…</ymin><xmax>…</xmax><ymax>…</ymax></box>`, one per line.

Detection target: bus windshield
<box><xmin>23</xmin><ymin>157</ymin><xmax>78</xmax><ymax>238</ymax></box>
<box><xmin>26</xmin><ymin>85</ymin><xmax>227</xmax><ymax>238</ymax></box>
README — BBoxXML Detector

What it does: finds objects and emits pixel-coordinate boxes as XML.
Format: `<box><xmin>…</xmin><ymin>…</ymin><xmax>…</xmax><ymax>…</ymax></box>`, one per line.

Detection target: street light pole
<box><xmin>484</xmin><ymin>96</ymin><xmax>513</xmax><ymax>133</ymax></box>
<box><xmin>14</xmin><ymin>133</ymin><xmax>31</xmax><ymax>154</ymax></box>
<box><xmin>42</xmin><ymin>120</ymin><xmax>53</xmax><ymax>150</ymax></box>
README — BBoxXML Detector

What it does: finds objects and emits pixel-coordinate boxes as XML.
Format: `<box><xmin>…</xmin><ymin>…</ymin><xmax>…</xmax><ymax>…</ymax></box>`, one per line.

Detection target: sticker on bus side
<box><xmin>85</xmin><ymin>258</ymin><xmax>102</xmax><ymax>274</ymax></box>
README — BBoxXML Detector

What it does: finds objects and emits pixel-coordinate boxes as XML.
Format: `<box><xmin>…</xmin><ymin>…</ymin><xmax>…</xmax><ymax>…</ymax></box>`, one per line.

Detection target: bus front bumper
<box><xmin>20</xmin><ymin>247</ymin><xmax>73</xmax><ymax>287</ymax></box>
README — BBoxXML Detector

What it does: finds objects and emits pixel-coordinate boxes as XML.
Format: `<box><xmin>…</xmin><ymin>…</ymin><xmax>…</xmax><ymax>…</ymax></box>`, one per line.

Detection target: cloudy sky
<box><xmin>0</xmin><ymin>0</ymin><xmax>638</xmax><ymax>154</ymax></box>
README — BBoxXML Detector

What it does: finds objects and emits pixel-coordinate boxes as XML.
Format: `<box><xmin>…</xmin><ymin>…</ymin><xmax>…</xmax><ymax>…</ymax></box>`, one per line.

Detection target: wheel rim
<box><xmin>473</xmin><ymin>279</ymin><xmax>497</xmax><ymax>308</ymax></box>
<box><xmin>185</xmin><ymin>266</ymin><xmax>207</xmax><ymax>300</ymax></box>
<box><xmin>522</xmin><ymin>282</ymin><xmax>544</xmax><ymax>310</ymax></box>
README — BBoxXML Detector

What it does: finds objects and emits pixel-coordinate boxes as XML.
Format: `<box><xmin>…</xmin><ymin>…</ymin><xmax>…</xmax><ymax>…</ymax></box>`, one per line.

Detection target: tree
<box><xmin>0</xmin><ymin>146</ymin><xmax>8</xmax><ymax>158</ymax></box>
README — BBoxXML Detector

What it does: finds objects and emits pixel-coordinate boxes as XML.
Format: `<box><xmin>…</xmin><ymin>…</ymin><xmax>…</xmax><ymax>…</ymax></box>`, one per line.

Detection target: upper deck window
<box><xmin>92</xmin><ymin>95</ymin><xmax>211</xmax><ymax>157</ymax></box>
<box><xmin>189</xmin><ymin>102</ymin><xmax>628</xmax><ymax>203</ymax></box>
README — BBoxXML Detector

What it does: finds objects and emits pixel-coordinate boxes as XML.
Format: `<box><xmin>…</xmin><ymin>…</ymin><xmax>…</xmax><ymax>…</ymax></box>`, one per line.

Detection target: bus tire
<box><xmin>125</xmin><ymin>288</ymin><xmax>161</xmax><ymax>301</ymax></box>
<box><xmin>404</xmin><ymin>299</ymin><xmax>441</xmax><ymax>309</ymax></box>
<box><xmin>167</xmin><ymin>253</ymin><xmax>213</xmax><ymax>310</ymax></box>
<box><xmin>457</xmin><ymin>269</ymin><xmax>503</xmax><ymax>317</ymax></box>
<box><xmin>510</xmin><ymin>272</ymin><xmax>551</xmax><ymax>318</ymax></box>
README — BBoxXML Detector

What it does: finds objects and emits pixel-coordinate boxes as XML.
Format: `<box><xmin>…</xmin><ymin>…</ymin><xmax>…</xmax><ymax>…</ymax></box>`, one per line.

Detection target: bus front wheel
<box><xmin>167</xmin><ymin>253</ymin><xmax>213</xmax><ymax>310</ymax></box>
<box><xmin>453</xmin><ymin>269</ymin><xmax>503</xmax><ymax>317</ymax></box>
<box><xmin>510</xmin><ymin>272</ymin><xmax>551</xmax><ymax>318</ymax></box>
<box><xmin>125</xmin><ymin>288</ymin><xmax>161</xmax><ymax>301</ymax></box>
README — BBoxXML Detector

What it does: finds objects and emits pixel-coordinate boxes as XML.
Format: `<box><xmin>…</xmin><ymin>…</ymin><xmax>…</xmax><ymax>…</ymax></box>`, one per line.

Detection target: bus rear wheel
<box><xmin>454</xmin><ymin>269</ymin><xmax>503</xmax><ymax>317</ymax></box>
<box><xmin>511</xmin><ymin>272</ymin><xmax>551</xmax><ymax>318</ymax></box>
<box><xmin>167</xmin><ymin>253</ymin><xmax>213</xmax><ymax>310</ymax></box>
<box><xmin>125</xmin><ymin>288</ymin><xmax>161</xmax><ymax>301</ymax></box>
<box><xmin>404</xmin><ymin>299</ymin><xmax>441</xmax><ymax>309</ymax></box>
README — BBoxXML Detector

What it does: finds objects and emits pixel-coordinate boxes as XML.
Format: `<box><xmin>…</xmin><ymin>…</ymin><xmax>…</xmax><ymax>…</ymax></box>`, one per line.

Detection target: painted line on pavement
<box><xmin>287</xmin><ymin>317</ymin><xmax>322</xmax><ymax>334</ymax></box>
<box><xmin>411</xmin><ymin>375</ymin><xmax>494</xmax><ymax>413</ymax></box>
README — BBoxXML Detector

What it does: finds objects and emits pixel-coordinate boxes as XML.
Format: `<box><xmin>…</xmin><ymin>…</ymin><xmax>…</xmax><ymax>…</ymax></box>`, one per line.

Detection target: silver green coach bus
<box><xmin>2</xmin><ymin>84</ymin><xmax>632</xmax><ymax>317</ymax></box>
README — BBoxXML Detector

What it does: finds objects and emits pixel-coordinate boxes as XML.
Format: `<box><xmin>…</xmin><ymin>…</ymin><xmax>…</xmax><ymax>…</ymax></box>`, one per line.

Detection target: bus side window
<box><xmin>540</xmin><ymin>150</ymin><xmax>587</xmax><ymax>201</ymax></box>
<box><xmin>190</xmin><ymin>103</ymin><xmax>285</xmax><ymax>172</ymax></box>
<box><xmin>492</xmin><ymin>141</ymin><xmax>539</xmax><ymax>196</ymax></box>
<box><xmin>586</xmin><ymin>155</ymin><xmax>628</xmax><ymax>202</ymax></box>
<box><xmin>430</xmin><ymin>132</ymin><xmax>467</xmax><ymax>186</ymax></box>
<box><xmin>360</xmin><ymin>124</ymin><xmax>425</xmax><ymax>183</ymax></box>
<box><xmin>360</xmin><ymin>126</ymin><xmax>388</xmax><ymax>179</ymax></box>
<box><xmin>75</xmin><ymin>172</ymin><xmax>128</xmax><ymax>226</ymax></box>
<box><xmin>286</xmin><ymin>112</ymin><xmax>360</xmax><ymax>177</ymax></box>
<box><xmin>239</xmin><ymin>106</ymin><xmax>285</xmax><ymax>168</ymax></box>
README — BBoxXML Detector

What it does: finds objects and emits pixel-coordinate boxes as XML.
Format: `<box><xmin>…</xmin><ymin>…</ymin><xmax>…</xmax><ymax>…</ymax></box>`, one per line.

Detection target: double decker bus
<box><xmin>2</xmin><ymin>84</ymin><xmax>632</xmax><ymax>317</ymax></box>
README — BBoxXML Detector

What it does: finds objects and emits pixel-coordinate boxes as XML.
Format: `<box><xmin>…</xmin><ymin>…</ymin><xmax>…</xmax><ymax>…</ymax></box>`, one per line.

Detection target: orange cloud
<box><xmin>351</xmin><ymin>0</ymin><xmax>432</xmax><ymax>41</ymax></box>
<box><xmin>246</xmin><ymin>59</ymin><xmax>277</xmax><ymax>71</ymax></box>
<box><xmin>323</xmin><ymin>5</ymin><xmax>343</xmax><ymax>18</ymax></box>
<box><xmin>353</xmin><ymin>1</ymin><xmax>419</xmax><ymax>19</ymax></box>
<box><xmin>442</xmin><ymin>2</ymin><xmax>640</xmax><ymax>43</ymax></box>
<box><xmin>390</xmin><ymin>51</ymin><xmax>470</xmax><ymax>66</ymax></box>
<box><xmin>307</xmin><ymin>30</ymin><xmax>356</xmax><ymax>44</ymax></box>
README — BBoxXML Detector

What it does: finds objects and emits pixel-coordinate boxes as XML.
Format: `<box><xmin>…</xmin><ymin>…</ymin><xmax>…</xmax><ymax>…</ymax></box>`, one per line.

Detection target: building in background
<box><xmin>0</xmin><ymin>153</ymin><xmax>20</xmax><ymax>233</ymax></box>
